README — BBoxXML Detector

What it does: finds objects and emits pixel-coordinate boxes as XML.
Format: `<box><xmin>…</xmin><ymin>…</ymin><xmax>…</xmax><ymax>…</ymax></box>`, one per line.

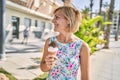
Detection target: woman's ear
<box><xmin>67</xmin><ymin>20</ymin><xmax>70</xmax><ymax>25</ymax></box>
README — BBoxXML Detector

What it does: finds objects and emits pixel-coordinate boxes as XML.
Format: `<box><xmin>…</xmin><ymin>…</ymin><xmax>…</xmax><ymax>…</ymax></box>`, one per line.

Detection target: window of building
<box><xmin>24</xmin><ymin>18</ymin><xmax>31</xmax><ymax>28</ymax></box>
<box><xmin>114</xmin><ymin>16</ymin><xmax>117</xmax><ymax>19</ymax></box>
<box><xmin>113</xmin><ymin>27</ymin><xmax>116</xmax><ymax>29</ymax></box>
<box><xmin>47</xmin><ymin>23</ymin><xmax>53</xmax><ymax>30</ymax></box>
<box><xmin>114</xmin><ymin>23</ymin><xmax>117</xmax><ymax>26</ymax></box>
<box><xmin>40</xmin><ymin>21</ymin><xmax>45</xmax><ymax>31</ymax></box>
<box><xmin>114</xmin><ymin>19</ymin><xmax>117</xmax><ymax>22</ymax></box>
<box><xmin>48</xmin><ymin>5</ymin><xmax>52</xmax><ymax>13</ymax></box>
<box><xmin>38</xmin><ymin>21</ymin><xmax>45</xmax><ymax>31</ymax></box>
<box><xmin>34</xmin><ymin>0</ymin><xmax>40</xmax><ymax>7</ymax></box>
<box><xmin>11</xmin><ymin>16</ymin><xmax>20</xmax><ymax>39</ymax></box>
<box><xmin>35</xmin><ymin>20</ymin><xmax>38</xmax><ymax>27</ymax></box>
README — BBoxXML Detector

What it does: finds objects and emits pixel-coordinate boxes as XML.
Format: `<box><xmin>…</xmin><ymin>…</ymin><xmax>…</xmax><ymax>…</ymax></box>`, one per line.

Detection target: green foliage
<box><xmin>75</xmin><ymin>16</ymin><xmax>110</xmax><ymax>54</ymax></box>
<box><xmin>81</xmin><ymin>7</ymin><xmax>90</xmax><ymax>14</ymax></box>
<box><xmin>33</xmin><ymin>73</ymin><xmax>48</xmax><ymax>80</ymax></box>
<box><xmin>0</xmin><ymin>68</ymin><xmax>16</xmax><ymax>80</ymax></box>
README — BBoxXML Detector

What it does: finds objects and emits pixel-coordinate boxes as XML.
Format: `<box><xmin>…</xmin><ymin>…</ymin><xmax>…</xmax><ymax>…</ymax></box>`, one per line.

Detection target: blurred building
<box><xmin>111</xmin><ymin>10</ymin><xmax>120</xmax><ymax>35</ymax></box>
<box><xmin>62</xmin><ymin>0</ymin><xmax>73</xmax><ymax>7</ymax></box>
<box><xmin>5</xmin><ymin>0</ymin><xmax>63</xmax><ymax>42</ymax></box>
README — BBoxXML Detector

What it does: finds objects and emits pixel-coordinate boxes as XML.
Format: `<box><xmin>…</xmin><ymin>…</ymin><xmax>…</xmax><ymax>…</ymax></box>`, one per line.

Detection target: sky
<box><xmin>72</xmin><ymin>0</ymin><xmax>120</xmax><ymax>12</ymax></box>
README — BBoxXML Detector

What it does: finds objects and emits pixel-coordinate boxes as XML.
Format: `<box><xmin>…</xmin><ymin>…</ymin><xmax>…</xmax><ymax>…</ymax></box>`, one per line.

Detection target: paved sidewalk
<box><xmin>90</xmin><ymin>38</ymin><xmax>120</xmax><ymax>80</ymax></box>
<box><xmin>0</xmin><ymin>38</ymin><xmax>120</xmax><ymax>80</ymax></box>
<box><xmin>0</xmin><ymin>38</ymin><xmax>45</xmax><ymax>80</ymax></box>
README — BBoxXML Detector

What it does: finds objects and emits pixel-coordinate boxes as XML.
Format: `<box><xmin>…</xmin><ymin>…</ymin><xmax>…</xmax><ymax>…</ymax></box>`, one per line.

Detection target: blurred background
<box><xmin>0</xmin><ymin>0</ymin><xmax>120</xmax><ymax>80</ymax></box>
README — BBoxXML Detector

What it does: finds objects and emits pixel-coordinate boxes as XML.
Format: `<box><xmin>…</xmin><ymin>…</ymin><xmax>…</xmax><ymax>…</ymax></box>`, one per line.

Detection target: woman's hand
<box><xmin>45</xmin><ymin>55</ymin><xmax>58</xmax><ymax>69</ymax></box>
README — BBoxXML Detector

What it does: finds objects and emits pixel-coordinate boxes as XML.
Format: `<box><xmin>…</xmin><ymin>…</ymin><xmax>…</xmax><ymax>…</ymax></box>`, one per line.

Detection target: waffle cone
<box><xmin>48</xmin><ymin>51</ymin><xmax>57</xmax><ymax>56</ymax></box>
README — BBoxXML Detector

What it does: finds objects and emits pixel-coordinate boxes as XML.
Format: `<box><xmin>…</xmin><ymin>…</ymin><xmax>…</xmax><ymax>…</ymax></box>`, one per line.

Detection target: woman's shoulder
<box><xmin>74</xmin><ymin>36</ymin><xmax>90</xmax><ymax>50</ymax></box>
<box><xmin>82</xmin><ymin>41</ymin><xmax>89</xmax><ymax>48</ymax></box>
<box><xmin>73</xmin><ymin>36</ymin><xmax>83</xmax><ymax>43</ymax></box>
<box><xmin>81</xmin><ymin>41</ymin><xmax>90</xmax><ymax>52</ymax></box>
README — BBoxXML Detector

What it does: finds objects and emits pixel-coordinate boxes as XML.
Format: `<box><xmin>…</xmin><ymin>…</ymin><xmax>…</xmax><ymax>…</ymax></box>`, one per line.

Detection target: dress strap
<box><xmin>76</xmin><ymin>39</ymin><xmax>83</xmax><ymax>53</ymax></box>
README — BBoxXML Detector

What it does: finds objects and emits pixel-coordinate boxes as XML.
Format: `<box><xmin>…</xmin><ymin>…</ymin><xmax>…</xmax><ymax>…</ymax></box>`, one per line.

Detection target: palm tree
<box><xmin>102</xmin><ymin>2</ymin><xmax>109</xmax><ymax>9</ymax></box>
<box><xmin>81</xmin><ymin>7</ymin><xmax>90</xmax><ymax>19</ymax></box>
<box><xmin>102</xmin><ymin>2</ymin><xmax>110</xmax><ymax>24</ymax></box>
<box><xmin>102</xmin><ymin>2</ymin><xmax>110</xmax><ymax>20</ymax></box>
<box><xmin>97</xmin><ymin>0</ymin><xmax>103</xmax><ymax>28</ymax></box>
<box><xmin>98</xmin><ymin>0</ymin><xmax>103</xmax><ymax>15</ymax></box>
<box><xmin>104</xmin><ymin>0</ymin><xmax>115</xmax><ymax>48</ymax></box>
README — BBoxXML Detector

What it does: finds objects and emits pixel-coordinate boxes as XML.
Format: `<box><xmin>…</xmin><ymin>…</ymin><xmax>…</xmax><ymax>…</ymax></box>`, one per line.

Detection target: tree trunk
<box><xmin>0</xmin><ymin>0</ymin><xmax>6</xmax><ymax>60</ymax></box>
<box><xmin>104</xmin><ymin>0</ymin><xmax>115</xmax><ymax>48</ymax></box>
<box><xmin>97</xmin><ymin>0</ymin><xmax>103</xmax><ymax>28</ymax></box>
<box><xmin>115</xmin><ymin>13</ymin><xmax>120</xmax><ymax>41</ymax></box>
<box><xmin>90</xmin><ymin>0</ymin><xmax>93</xmax><ymax>18</ymax></box>
<box><xmin>98</xmin><ymin>0</ymin><xmax>103</xmax><ymax>15</ymax></box>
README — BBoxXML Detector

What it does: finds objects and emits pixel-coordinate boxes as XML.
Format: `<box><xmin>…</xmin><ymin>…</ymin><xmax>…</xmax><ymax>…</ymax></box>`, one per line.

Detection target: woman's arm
<box><xmin>40</xmin><ymin>38</ymin><xmax>58</xmax><ymax>72</ymax></box>
<box><xmin>80</xmin><ymin>42</ymin><xmax>90</xmax><ymax>80</ymax></box>
<box><xmin>40</xmin><ymin>38</ymin><xmax>50</xmax><ymax>72</ymax></box>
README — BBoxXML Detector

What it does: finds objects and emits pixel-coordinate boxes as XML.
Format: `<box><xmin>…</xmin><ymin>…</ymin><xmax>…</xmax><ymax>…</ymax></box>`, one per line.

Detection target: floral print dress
<box><xmin>46</xmin><ymin>36</ymin><xmax>83</xmax><ymax>80</ymax></box>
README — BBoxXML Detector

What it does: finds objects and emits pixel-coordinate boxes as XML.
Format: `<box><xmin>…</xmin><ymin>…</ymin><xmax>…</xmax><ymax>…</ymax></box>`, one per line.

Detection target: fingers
<box><xmin>46</xmin><ymin>55</ymin><xmax>58</xmax><ymax>60</ymax></box>
<box><xmin>45</xmin><ymin>55</ymin><xmax>58</xmax><ymax>68</ymax></box>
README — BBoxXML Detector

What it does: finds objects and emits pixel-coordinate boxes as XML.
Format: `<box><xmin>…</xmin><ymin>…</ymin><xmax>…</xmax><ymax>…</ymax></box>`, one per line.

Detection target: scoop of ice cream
<box><xmin>48</xmin><ymin>46</ymin><xmax>58</xmax><ymax>52</ymax></box>
<box><xmin>48</xmin><ymin>41</ymin><xmax>58</xmax><ymax>52</ymax></box>
<box><xmin>49</xmin><ymin>41</ymin><xmax>57</xmax><ymax>48</ymax></box>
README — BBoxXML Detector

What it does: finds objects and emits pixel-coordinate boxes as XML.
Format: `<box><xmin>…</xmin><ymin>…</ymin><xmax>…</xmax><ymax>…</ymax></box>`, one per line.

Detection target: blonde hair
<box><xmin>54</xmin><ymin>6</ymin><xmax>82</xmax><ymax>33</ymax></box>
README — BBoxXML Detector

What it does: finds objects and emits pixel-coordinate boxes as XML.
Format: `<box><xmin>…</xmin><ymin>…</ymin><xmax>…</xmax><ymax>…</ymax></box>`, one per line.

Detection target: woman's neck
<box><xmin>57</xmin><ymin>32</ymin><xmax>74</xmax><ymax>43</ymax></box>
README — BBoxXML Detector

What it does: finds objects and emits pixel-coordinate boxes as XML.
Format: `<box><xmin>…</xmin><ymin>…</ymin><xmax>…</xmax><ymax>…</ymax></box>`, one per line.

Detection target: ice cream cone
<box><xmin>48</xmin><ymin>51</ymin><xmax>57</xmax><ymax>56</ymax></box>
<box><xmin>48</xmin><ymin>41</ymin><xmax>58</xmax><ymax>56</ymax></box>
<box><xmin>48</xmin><ymin>47</ymin><xmax>58</xmax><ymax>56</ymax></box>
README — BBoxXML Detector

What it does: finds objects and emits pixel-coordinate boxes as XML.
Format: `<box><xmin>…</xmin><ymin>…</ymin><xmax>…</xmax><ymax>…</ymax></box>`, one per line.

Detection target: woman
<box><xmin>40</xmin><ymin>6</ymin><xmax>90</xmax><ymax>80</ymax></box>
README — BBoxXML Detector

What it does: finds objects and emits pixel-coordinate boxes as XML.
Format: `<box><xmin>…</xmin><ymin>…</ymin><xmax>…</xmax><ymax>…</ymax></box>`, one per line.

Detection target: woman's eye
<box><xmin>56</xmin><ymin>16</ymin><xmax>59</xmax><ymax>19</ymax></box>
<box><xmin>55</xmin><ymin>16</ymin><xmax>60</xmax><ymax>19</ymax></box>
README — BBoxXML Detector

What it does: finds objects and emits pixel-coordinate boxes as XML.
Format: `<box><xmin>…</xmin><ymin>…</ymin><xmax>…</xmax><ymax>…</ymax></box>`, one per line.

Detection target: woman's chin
<box><xmin>54</xmin><ymin>29</ymin><xmax>58</xmax><ymax>32</ymax></box>
<box><xmin>54</xmin><ymin>28</ymin><xmax>61</xmax><ymax>33</ymax></box>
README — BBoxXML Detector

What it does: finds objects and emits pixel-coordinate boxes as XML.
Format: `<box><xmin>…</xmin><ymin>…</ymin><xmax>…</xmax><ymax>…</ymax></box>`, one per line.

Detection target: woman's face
<box><xmin>52</xmin><ymin>10</ymin><xmax>69</xmax><ymax>32</ymax></box>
